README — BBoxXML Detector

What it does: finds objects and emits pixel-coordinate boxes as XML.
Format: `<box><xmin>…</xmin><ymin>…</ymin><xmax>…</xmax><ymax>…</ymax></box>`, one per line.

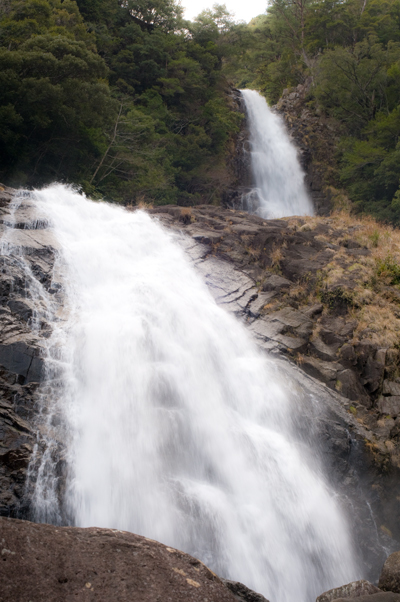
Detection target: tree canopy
<box><xmin>223</xmin><ymin>0</ymin><xmax>400</xmax><ymax>223</ymax></box>
<box><xmin>1</xmin><ymin>0</ymin><xmax>400</xmax><ymax>220</ymax></box>
<box><xmin>0</xmin><ymin>0</ymin><xmax>241</xmax><ymax>204</ymax></box>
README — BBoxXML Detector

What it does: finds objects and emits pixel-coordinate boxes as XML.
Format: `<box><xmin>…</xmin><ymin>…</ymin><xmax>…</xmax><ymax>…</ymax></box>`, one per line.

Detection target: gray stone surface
<box><xmin>0</xmin><ymin>188</ymin><xmax>62</xmax><ymax>517</ymax></box>
<box><xmin>316</xmin><ymin>580</ymin><xmax>381</xmax><ymax>602</ymax></box>
<box><xmin>383</xmin><ymin>381</ymin><xmax>400</xmax><ymax>397</ymax></box>
<box><xmin>378</xmin><ymin>396</ymin><xmax>400</xmax><ymax>418</ymax></box>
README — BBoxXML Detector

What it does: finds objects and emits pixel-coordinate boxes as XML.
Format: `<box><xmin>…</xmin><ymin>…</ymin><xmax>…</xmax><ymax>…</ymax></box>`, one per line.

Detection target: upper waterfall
<box><xmin>24</xmin><ymin>184</ymin><xmax>359</xmax><ymax>602</ymax></box>
<box><xmin>241</xmin><ymin>89</ymin><xmax>314</xmax><ymax>219</ymax></box>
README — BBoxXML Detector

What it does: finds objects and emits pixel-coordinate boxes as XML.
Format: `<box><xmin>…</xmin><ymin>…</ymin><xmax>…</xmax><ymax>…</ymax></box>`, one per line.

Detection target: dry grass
<box><xmin>352</xmin><ymin>303</ymin><xmax>400</xmax><ymax>347</ymax></box>
<box><xmin>179</xmin><ymin>207</ymin><xmax>195</xmax><ymax>224</ymax></box>
<box><xmin>137</xmin><ymin>200</ymin><xmax>154</xmax><ymax>210</ymax></box>
<box><xmin>288</xmin><ymin>283</ymin><xmax>308</xmax><ymax>303</ymax></box>
<box><xmin>270</xmin><ymin>241</ymin><xmax>287</xmax><ymax>271</ymax></box>
<box><xmin>331</xmin><ymin>209</ymin><xmax>400</xmax><ymax>262</ymax></box>
<box><xmin>298</xmin><ymin>211</ymin><xmax>400</xmax><ymax>352</ymax></box>
<box><xmin>246</xmin><ymin>246</ymin><xmax>261</xmax><ymax>260</ymax></box>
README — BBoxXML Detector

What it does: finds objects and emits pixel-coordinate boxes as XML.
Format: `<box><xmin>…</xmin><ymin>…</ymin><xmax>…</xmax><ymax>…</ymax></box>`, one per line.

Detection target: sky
<box><xmin>182</xmin><ymin>0</ymin><xmax>267</xmax><ymax>23</ymax></box>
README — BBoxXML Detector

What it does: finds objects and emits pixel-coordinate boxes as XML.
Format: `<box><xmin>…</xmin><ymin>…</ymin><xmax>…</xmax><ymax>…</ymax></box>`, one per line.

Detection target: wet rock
<box><xmin>0</xmin><ymin>188</ymin><xmax>61</xmax><ymax>517</ymax></box>
<box><xmin>192</xmin><ymin>230</ymin><xmax>223</xmax><ymax>245</ymax></box>
<box><xmin>0</xmin><ymin>517</ymin><xmax>244</xmax><ymax>602</ymax></box>
<box><xmin>151</xmin><ymin>202</ymin><xmax>400</xmax><ymax>571</ymax></box>
<box><xmin>379</xmin><ymin>550</ymin><xmax>400</xmax><ymax>593</ymax></box>
<box><xmin>222</xmin><ymin>579</ymin><xmax>270</xmax><ymax>602</ymax></box>
<box><xmin>0</xmin><ymin>342</ymin><xmax>44</xmax><ymax>384</ymax></box>
<box><xmin>316</xmin><ymin>580</ymin><xmax>381</xmax><ymax>602</ymax></box>
<box><xmin>268</xmin><ymin>307</ymin><xmax>313</xmax><ymax>335</ymax></box>
<box><xmin>301</xmin><ymin>355</ymin><xmax>342</xmax><ymax>382</ymax></box>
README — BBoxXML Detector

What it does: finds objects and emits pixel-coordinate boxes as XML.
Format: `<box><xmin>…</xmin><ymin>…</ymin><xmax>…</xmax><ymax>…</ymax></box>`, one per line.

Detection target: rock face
<box><xmin>317</xmin><ymin>581</ymin><xmax>382</xmax><ymax>602</ymax></box>
<box><xmin>150</xmin><ymin>203</ymin><xmax>400</xmax><ymax>568</ymax></box>
<box><xmin>0</xmin><ymin>516</ymin><xmax>265</xmax><ymax>602</ymax></box>
<box><xmin>0</xmin><ymin>185</ymin><xmax>399</xmax><ymax>584</ymax></box>
<box><xmin>222</xmin><ymin>88</ymin><xmax>253</xmax><ymax>210</ymax></box>
<box><xmin>0</xmin><ymin>186</ymin><xmax>63</xmax><ymax>519</ymax></box>
<box><xmin>224</xmin><ymin>86</ymin><xmax>338</xmax><ymax>217</ymax></box>
<box><xmin>379</xmin><ymin>551</ymin><xmax>400</xmax><ymax>593</ymax></box>
<box><xmin>275</xmin><ymin>81</ymin><xmax>339</xmax><ymax>216</ymax></box>
<box><xmin>150</xmin><ymin>204</ymin><xmax>400</xmax><ymax>454</ymax></box>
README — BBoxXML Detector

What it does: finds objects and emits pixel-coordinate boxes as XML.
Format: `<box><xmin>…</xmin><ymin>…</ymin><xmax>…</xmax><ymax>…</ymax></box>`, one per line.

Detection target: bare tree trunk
<box><xmin>90</xmin><ymin>103</ymin><xmax>123</xmax><ymax>186</ymax></box>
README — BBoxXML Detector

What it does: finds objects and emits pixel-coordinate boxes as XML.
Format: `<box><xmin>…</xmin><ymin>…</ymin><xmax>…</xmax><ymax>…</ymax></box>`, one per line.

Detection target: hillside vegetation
<box><xmin>1</xmin><ymin>0</ymin><xmax>400</xmax><ymax>222</ymax></box>
<box><xmin>223</xmin><ymin>0</ymin><xmax>400</xmax><ymax>224</ymax></box>
<box><xmin>0</xmin><ymin>0</ymin><xmax>241</xmax><ymax>204</ymax></box>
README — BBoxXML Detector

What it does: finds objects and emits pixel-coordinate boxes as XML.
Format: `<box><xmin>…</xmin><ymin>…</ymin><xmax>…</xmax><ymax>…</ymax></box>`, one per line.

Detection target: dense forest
<box><xmin>0</xmin><ymin>0</ymin><xmax>400</xmax><ymax>221</ymax></box>
<box><xmin>0</xmin><ymin>0</ymin><xmax>241</xmax><ymax>204</ymax></box>
<box><xmin>224</xmin><ymin>0</ymin><xmax>400</xmax><ymax>223</ymax></box>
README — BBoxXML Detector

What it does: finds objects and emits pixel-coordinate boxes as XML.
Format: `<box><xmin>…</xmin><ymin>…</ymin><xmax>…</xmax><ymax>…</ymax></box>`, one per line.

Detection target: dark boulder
<box><xmin>379</xmin><ymin>551</ymin><xmax>400</xmax><ymax>593</ymax></box>
<box><xmin>316</xmin><ymin>580</ymin><xmax>381</xmax><ymax>602</ymax></box>
<box><xmin>0</xmin><ymin>517</ymin><xmax>261</xmax><ymax>602</ymax></box>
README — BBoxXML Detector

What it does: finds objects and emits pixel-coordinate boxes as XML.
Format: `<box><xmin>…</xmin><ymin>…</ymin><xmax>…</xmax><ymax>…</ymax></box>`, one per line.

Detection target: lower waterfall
<box><xmin>27</xmin><ymin>185</ymin><xmax>359</xmax><ymax>602</ymax></box>
<box><xmin>241</xmin><ymin>89</ymin><xmax>314</xmax><ymax>219</ymax></box>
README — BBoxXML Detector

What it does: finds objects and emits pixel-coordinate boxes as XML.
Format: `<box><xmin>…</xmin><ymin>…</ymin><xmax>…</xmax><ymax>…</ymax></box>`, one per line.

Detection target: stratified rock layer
<box><xmin>0</xmin><ymin>517</ymin><xmax>252</xmax><ymax>602</ymax></box>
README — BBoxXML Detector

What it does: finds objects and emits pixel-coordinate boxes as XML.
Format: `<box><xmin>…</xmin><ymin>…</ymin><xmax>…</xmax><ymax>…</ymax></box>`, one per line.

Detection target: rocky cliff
<box><xmin>150</xmin><ymin>203</ymin><xmax>400</xmax><ymax>560</ymax></box>
<box><xmin>0</xmin><ymin>185</ymin><xmax>400</xmax><ymax>583</ymax></box>
<box><xmin>224</xmin><ymin>85</ymin><xmax>341</xmax><ymax>217</ymax></box>
<box><xmin>275</xmin><ymin>81</ymin><xmax>342</xmax><ymax>216</ymax></box>
<box><xmin>0</xmin><ymin>185</ymin><xmax>64</xmax><ymax>519</ymax></box>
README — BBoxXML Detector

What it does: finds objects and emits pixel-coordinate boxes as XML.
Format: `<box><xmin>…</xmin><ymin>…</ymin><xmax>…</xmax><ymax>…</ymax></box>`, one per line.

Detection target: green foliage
<box><xmin>222</xmin><ymin>0</ymin><xmax>400</xmax><ymax>223</ymax></box>
<box><xmin>315</xmin><ymin>38</ymin><xmax>400</xmax><ymax>133</ymax></box>
<box><xmin>319</xmin><ymin>286</ymin><xmax>354</xmax><ymax>309</ymax></box>
<box><xmin>0</xmin><ymin>0</ymin><xmax>240</xmax><ymax>204</ymax></box>
<box><xmin>376</xmin><ymin>254</ymin><xmax>400</xmax><ymax>284</ymax></box>
<box><xmin>0</xmin><ymin>31</ymin><xmax>113</xmax><ymax>183</ymax></box>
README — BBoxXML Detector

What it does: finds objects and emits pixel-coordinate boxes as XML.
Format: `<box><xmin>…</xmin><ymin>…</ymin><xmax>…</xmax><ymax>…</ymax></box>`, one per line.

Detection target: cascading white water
<box><xmin>27</xmin><ymin>184</ymin><xmax>359</xmax><ymax>602</ymax></box>
<box><xmin>241</xmin><ymin>89</ymin><xmax>314</xmax><ymax>218</ymax></box>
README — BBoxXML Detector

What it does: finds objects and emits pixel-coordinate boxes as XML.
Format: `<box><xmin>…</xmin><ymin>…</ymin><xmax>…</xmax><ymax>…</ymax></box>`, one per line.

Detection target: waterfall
<box><xmin>241</xmin><ymin>89</ymin><xmax>314</xmax><ymax>218</ymax></box>
<box><xmin>23</xmin><ymin>184</ymin><xmax>359</xmax><ymax>602</ymax></box>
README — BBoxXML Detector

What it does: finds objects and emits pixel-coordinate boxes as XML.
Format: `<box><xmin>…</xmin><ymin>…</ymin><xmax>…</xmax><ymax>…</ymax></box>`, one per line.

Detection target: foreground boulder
<box><xmin>331</xmin><ymin>595</ymin><xmax>400</xmax><ymax>602</ymax></box>
<box><xmin>379</xmin><ymin>551</ymin><xmax>400</xmax><ymax>593</ymax></box>
<box><xmin>0</xmin><ymin>517</ymin><xmax>267</xmax><ymax>602</ymax></box>
<box><xmin>317</xmin><ymin>580</ymin><xmax>381</xmax><ymax>602</ymax></box>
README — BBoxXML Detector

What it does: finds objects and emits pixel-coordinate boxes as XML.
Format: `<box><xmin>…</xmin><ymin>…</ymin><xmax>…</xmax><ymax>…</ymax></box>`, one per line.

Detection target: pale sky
<box><xmin>182</xmin><ymin>0</ymin><xmax>267</xmax><ymax>23</ymax></box>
